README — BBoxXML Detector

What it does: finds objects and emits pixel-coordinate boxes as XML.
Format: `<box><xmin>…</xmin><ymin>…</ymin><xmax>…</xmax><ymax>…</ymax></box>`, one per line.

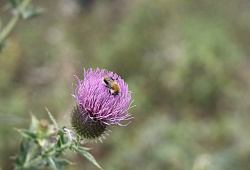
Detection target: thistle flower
<box><xmin>70</xmin><ymin>68</ymin><xmax>134</xmax><ymax>141</ymax></box>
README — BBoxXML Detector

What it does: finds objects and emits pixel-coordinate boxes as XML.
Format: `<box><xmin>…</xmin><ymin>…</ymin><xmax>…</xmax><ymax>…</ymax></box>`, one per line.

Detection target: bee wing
<box><xmin>110</xmin><ymin>76</ymin><xmax>115</xmax><ymax>81</ymax></box>
<box><xmin>104</xmin><ymin>70</ymin><xmax>118</xmax><ymax>81</ymax></box>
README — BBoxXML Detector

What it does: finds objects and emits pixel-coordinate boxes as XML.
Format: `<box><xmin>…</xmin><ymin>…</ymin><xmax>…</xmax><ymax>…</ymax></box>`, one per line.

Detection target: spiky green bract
<box><xmin>70</xmin><ymin>105</ymin><xmax>107</xmax><ymax>140</ymax></box>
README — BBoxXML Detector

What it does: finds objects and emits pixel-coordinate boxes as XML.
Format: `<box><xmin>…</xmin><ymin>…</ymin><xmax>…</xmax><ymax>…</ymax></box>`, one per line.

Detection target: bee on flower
<box><xmin>102</xmin><ymin>73</ymin><xmax>120</xmax><ymax>95</ymax></box>
<box><xmin>70</xmin><ymin>68</ymin><xmax>134</xmax><ymax>142</ymax></box>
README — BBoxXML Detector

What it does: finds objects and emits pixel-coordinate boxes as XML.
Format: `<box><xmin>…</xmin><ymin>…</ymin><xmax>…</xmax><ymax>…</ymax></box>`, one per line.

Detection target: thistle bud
<box><xmin>70</xmin><ymin>105</ymin><xmax>107</xmax><ymax>140</ymax></box>
<box><xmin>38</xmin><ymin>119</ymin><xmax>49</xmax><ymax>133</ymax></box>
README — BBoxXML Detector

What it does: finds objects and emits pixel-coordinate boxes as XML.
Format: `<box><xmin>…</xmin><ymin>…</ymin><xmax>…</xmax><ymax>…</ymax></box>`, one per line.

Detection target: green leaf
<box><xmin>17</xmin><ymin>129</ymin><xmax>37</xmax><ymax>141</ymax></box>
<box><xmin>44</xmin><ymin>145</ymin><xmax>54</xmax><ymax>156</ymax></box>
<box><xmin>25</xmin><ymin>157</ymin><xmax>44</xmax><ymax>170</ymax></box>
<box><xmin>77</xmin><ymin>146</ymin><xmax>91</xmax><ymax>152</ymax></box>
<box><xmin>6</xmin><ymin>0</ymin><xmax>20</xmax><ymax>9</ymax></box>
<box><xmin>48</xmin><ymin>157</ymin><xmax>61</xmax><ymax>170</ymax></box>
<box><xmin>30</xmin><ymin>114</ymin><xmax>39</xmax><ymax>131</ymax></box>
<box><xmin>55</xmin><ymin>142</ymin><xmax>71</xmax><ymax>154</ymax></box>
<box><xmin>47</xmin><ymin>157</ymin><xmax>70</xmax><ymax>170</ymax></box>
<box><xmin>56</xmin><ymin>135</ymin><xmax>63</xmax><ymax>148</ymax></box>
<box><xmin>76</xmin><ymin>149</ymin><xmax>103</xmax><ymax>170</ymax></box>
<box><xmin>22</xmin><ymin>7</ymin><xmax>43</xmax><ymax>19</ymax></box>
<box><xmin>26</xmin><ymin>143</ymin><xmax>41</xmax><ymax>162</ymax></box>
<box><xmin>57</xmin><ymin>128</ymin><xmax>66</xmax><ymax>146</ymax></box>
<box><xmin>15</xmin><ymin>140</ymin><xmax>30</xmax><ymax>166</ymax></box>
<box><xmin>46</xmin><ymin>107</ymin><xmax>59</xmax><ymax>130</ymax></box>
<box><xmin>82</xmin><ymin>152</ymin><xmax>103</xmax><ymax>170</ymax></box>
<box><xmin>53</xmin><ymin>157</ymin><xmax>71</xmax><ymax>166</ymax></box>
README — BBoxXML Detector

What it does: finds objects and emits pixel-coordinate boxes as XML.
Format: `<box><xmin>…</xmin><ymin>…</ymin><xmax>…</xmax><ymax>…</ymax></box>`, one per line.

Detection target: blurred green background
<box><xmin>1</xmin><ymin>0</ymin><xmax>250</xmax><ymax>169</ymax></box>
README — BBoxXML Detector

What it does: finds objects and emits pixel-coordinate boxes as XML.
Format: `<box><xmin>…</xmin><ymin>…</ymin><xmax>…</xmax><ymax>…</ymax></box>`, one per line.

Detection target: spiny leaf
<box><xmin>77</xmin><ymin>146</ymin><xmax>91</xmax><ymax>152</ymax></box>
<box><xmin>30</xmin><ymin>113</ymin><xmax>39</xmax><ymax>131</ymax></box>
<box><xmin>46</xmin><ymin>107</ymin><xmax>59</xmax><ymax>130</ymax></box>
<box><xmin>53</xmin><ymin>157</ymin><xmax>71</xmax><ymax>166</ymax></box>
<box><xmin>76</xmin><ymin>149</ymin><xmax>103</xmax><ymax>170</ymax></box>
<box><xmin>15</xmin><ymin>140</ymin><xmax>30</xmax><ymax>166</ymax></box>
<box><xmin>48</xmin><ymin>157</ymin><xmax>61</xmax><ymax>170</ymax></box>
<box><xmin>16</xmin><ymin>129</ymin><xmax>37</xmax><ymax>141</ymax></box>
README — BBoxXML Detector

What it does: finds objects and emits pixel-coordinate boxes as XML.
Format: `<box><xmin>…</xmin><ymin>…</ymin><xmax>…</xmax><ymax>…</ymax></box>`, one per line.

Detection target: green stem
<box><xmin>0</xmin><ymin>0</ymin><xmax>32</xmax><ymax>45</ymax></box>
<box><xmin>20</xmin><ymin>0</ymin><xmax>32</xmax><ymax>9</ymax></box>
<box><xmin>0</xmin><ymin>14</ymin><xmax>19</xmax><ymax>44</ymax></box>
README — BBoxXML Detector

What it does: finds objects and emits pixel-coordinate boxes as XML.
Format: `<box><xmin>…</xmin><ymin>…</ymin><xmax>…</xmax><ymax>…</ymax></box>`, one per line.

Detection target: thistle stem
<box><xmin>0</xmin><ymin>0</ymin><xmax>32</xmax><ymax>45</ymax></box>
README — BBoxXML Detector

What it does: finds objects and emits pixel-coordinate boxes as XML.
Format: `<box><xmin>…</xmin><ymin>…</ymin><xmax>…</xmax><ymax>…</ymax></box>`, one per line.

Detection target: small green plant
<box><xmin>14</xmin><ymin>109</ymin><xmax>102</xmax><ymax>170</ymax></box>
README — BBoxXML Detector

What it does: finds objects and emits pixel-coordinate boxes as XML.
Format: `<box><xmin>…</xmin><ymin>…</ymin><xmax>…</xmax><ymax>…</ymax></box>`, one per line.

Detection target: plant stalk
<box><xmin>0</xmin><ymin>0</ymin><xmax>32</xmax><ymax>45</ymax></box>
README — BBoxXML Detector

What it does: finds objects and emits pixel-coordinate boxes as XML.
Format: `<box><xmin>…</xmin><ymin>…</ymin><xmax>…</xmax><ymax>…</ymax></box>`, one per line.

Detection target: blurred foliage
<box><xmin>0</xmin><ymin>0</ymin><xmax>42</xmax><ymax>52</ymax></box>
<box><xmin>15</xmin><ymin>112</ymin><xmax>102</xmax><ymax>170</ymax></box>
<box><xmin>1</xmin><ymin>0</ymin><xmax>250</xmax><ymax>169</ymax></box>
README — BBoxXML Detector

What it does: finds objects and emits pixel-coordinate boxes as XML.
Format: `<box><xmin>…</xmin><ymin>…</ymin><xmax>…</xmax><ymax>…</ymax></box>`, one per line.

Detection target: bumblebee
<box><xmin>102</xmin><ymin>75</ymin><xmax>120</xmax><ymax>95</ymax></box>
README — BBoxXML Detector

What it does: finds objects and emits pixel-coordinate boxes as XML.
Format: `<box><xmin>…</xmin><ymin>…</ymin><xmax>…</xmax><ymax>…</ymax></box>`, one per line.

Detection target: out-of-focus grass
<box><xmin>1</xmin><ymin>0</ymin><xmax>250</xmax><ymax>169</ymax></box>
<box><xmin>101</xmin><ymin>112</ymin><xmax>250</xmax><ymax>170</ymax></box>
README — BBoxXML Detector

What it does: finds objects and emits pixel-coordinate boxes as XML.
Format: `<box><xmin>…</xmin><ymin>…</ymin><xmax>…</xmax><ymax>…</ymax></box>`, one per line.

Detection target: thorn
<box><xmin>45</xmin><ymin>106</ymin><xmax>49</xmax><ymax>113</ymax></box>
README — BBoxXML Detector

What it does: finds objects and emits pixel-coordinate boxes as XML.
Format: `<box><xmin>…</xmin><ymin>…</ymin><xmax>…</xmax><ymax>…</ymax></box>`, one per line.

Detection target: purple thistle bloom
<box><xmin>70</xmin><ymin>68</ymin><xmax>134</xmax><ymax>140</ymax></box>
